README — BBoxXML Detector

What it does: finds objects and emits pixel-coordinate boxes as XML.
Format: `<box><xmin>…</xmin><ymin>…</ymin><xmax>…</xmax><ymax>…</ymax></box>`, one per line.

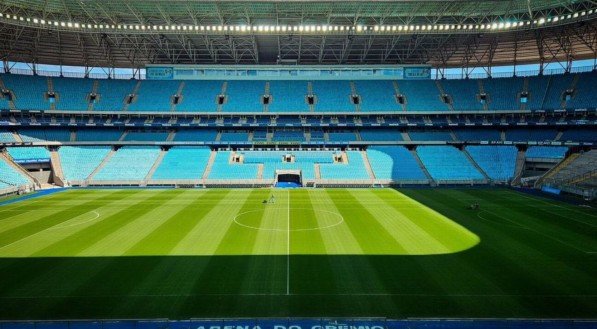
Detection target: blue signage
<box><xmin>404</xmin><ymin>67</ymin><xmax>431</xmax><ymax>79</ymax></box>
<box><xmin>146</xmin><ymin>67</ymin><xmax>174</xmax><ymax>80</ymax></box>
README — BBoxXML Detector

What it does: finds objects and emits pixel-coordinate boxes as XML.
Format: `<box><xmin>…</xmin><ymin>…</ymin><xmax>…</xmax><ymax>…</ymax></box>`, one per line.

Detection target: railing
<box><xmin>5</xmin><ymin>67</ymin><xmax>145</xmax><ymax>80</ymax></box>
<box><xmin>545</xmin><ymin>168</ymin><xmax>597</xmax><ymax>186</ymax></box>
<box><xmin>440</xmin><ymin>65</ymin><xmax>594</xmax><ymax>80</ymax></box>
<box><xmin>3</xmin><ymin>65</ymin><xmax>594</xmax><ymax>81</ymax></box>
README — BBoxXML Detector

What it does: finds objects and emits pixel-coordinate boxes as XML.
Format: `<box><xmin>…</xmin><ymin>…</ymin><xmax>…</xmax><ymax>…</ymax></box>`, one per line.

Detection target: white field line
<box><xmin>0</xmin><ymin>211</ymin><xmax>100</xmax><ymax>251</ymax></box>
<box><xmin>507</xmin><ymin>192</ymin><xmax>597</xmax><ymax>220</ymax></box>
<box><xmin>287</xmin><ymin>189</ymin><xmax>290</xmax><ymax>296</ymax></box>
<box><xmin>3</xmin><ymin>293</ymin><xmax>596</xmax><ymax>298</ymax></box>
<box><xmin>232</xmin><ymin>208</ymin><xmax>343</xmax><ymax>232</ymax></box>
<box><xmin>477</xmin><ymin>210</ymin><xmax>595</xmax><ymax>254</ymax></box>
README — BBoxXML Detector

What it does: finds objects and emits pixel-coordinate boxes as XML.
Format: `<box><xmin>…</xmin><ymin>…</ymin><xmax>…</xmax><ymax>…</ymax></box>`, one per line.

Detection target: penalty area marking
<box><xmin>47</xmin><ymin>211</ymin><xmax>101</xmax><ymax>230</ymax></box>
<box><xmin>0</xmin><ymin>210</ymin><xmax>101</xmax><ymax>251</ymax></box>
<box><xmin>477</xmin><ymin>210</ymin><xmax>596</xmax><ymax>255</ymax></box>
<box><xmin>232</xmin><ymin>208</ymin><xmax>344</xmax><ymax>232</ymax></box>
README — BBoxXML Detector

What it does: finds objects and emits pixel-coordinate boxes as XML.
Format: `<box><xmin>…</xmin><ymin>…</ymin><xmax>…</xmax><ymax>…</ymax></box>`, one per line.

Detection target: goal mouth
<box><xmin>276</xmin><ymin>170</ymin><xmax>302</xmax><ymax>188</ymax></box>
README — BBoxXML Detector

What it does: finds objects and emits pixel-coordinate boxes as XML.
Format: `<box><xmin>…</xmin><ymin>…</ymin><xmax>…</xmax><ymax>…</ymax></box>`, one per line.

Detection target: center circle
<box><xmin>233</xmin><ymin>208</ymin><xmax>344</xmax><ymax>232</ymax></box>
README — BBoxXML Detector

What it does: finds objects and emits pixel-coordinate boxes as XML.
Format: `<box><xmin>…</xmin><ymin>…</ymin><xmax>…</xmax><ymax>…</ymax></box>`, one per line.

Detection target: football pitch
<box><xmin>0</xmin><ymin>188</ymin><xmax>595</xmax><ymax>319</ymax></box>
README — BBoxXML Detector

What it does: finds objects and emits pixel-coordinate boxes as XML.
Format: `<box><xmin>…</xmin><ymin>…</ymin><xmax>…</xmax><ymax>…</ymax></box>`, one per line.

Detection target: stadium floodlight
<box><xmin>538</xmin><ymin>18</ymin><xmax>546</xmax><ymax>24</ymax></box>
<box><xmin>33</xmin><ymin>18</ymin><xmax>38</xmax><ymax>23</ymax></box>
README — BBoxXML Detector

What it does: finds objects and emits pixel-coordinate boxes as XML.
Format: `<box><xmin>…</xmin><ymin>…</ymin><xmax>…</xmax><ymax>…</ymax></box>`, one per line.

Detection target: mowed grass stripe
<box><xmin>0</xmin><ymin>190</ymin><xmax>107</xmax><ymax>223</ymax></box>
<box><xmin>238</xmin><ymin>189</ymin><xmax>288</xmax><ymax>294</ymax></box>
<box><xmin>290</xmin><ymin>189</ymin><xmax>327</xmax><ymax>255</ymax></box>
<box><xmin>0</xmin><ymin>189</ymin><xmax>119</xmax><ymax>227</ymax></box>
<box><xmin>307</xmin><ymin>189</ymin><xmax>363</xmax><ymax>255</ymax></box>
<box><xmin>31</xmin><ymin>190</ymin><xmax>185</xmax><ymax>257</ymax></box>
<box><xmin>0</xmin><ymin>189</ymin><xmax>134</xmax><ymax>249</ymax></box>
<box><xmin>304</xmin><ymin>190</ymin><xmax>391</xmax><ymax>294</ymax></box>
<box><xmin>246</xmin><ymin>189</ymin><xmax>286</xmax><ymax>255</ymax></box>
<box><xmin>457</xmin><ymin>189</ymin><xmax>596</xmax><ymax>253</ymax></box>
<box><xmin>124</xmin><ymin>189</ymin><xmax>214</xmax><ymax>255</ymax></box>
<box><xmin>349</xmin><ymin>189</ymin><xmax>451</xmax><ymax>254</ymax></box>
<box><xmin>215</xmin><ymin>189</ymin><xmax>273</xmax><ymax>255</ymax></box>
<box><xmin>490</xmin><ymin>190</ymin><xmax>597</xmax><ymax>247</ymax></box>
<box><xmin>80</xmin><ymin>190</ymin><xmax>203</xmax><ymax>256</ymax></box>
<box><xmin>396</xmin><ymin>189</ymin><xmax>563</xmax><ymax>312</ymax></box>
<box><xmin>171</xmin><ymin>189</ymin><xmax>253</xmax><ymax>255</ymax></box>
<box><xmin>501</xmin><ymin>189</ymin><xmax>597</xmax><ymax>221</ymax></box>
<box><xmin>187</xmin><ymin>190</ymin><xmax>274</xmax><ymax>295</ymax></box>
<box><xmin>326</xmin><ymin>189</ymin><xmax>407</xmax><ymax>254</ymax></box>
<box><xmin>371</xmin><ymin>189</ymin><xmax>479</xmax><ymax>253</ymax></box>
<box><xmin>411</xmin><ymin>189</ymin><xmax>596</xmax><ymax>295</ymax></box>
<box><xmin>0</xmin><ymin>196</ymin><xmax>144</xmax><ymax>257</ymax></box>
<box><xmin>118</xmin><ymin>190</ymin><xmax>238</xmax><ymax>302</ymax></box>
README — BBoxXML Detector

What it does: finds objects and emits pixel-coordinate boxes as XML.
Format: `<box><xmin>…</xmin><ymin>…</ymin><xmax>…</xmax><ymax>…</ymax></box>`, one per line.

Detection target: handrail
<box><xmin>3</xmin><ymin>65</ymin><xmax>595</xmax><ymax>81</ymax></box>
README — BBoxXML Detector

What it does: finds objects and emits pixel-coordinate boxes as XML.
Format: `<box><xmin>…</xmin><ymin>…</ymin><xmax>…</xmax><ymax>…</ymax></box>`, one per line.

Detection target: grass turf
<box><xmin>0</xmin><ymin>188</ymin><xmax>595</xmax><ymax>319</ymax></box>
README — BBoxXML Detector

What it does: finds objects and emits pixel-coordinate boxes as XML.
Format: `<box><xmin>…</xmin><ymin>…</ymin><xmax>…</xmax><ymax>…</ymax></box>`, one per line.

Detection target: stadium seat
<box><xmin>93</xmin><ymin>146</ymin><xmax>161</xmax><ymax>181</ymax></box>
<box><xmin>152</xmin><ymin>146</ymin><xmax>211</xmax><ymax>180</ymax></box>
<box><xmin>417</xmin><ymin>146</ymin><xmax>485</xmax><ymax>181</ymax></box>
<box><xmin>58</xmin><ymin>146</ymin><xmax>112</xmax><ymax>181</ymax></box>
<box><xmin>367</xmin><ymin>146</ymin><xmax>427</xmax><ymax>181</ymax></box>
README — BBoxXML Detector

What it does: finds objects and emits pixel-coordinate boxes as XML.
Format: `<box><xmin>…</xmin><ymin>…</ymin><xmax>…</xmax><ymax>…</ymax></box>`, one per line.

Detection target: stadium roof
<box><xmin>0</xmin><ymin>0</ymin><xmax>596</xmax><ymax>69</ymax></box>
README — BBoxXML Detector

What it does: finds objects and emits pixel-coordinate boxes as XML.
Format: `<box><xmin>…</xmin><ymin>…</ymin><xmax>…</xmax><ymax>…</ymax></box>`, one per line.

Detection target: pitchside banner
<box><xmin>2</xmin><ymin>319</ymin><xmax>596</xmax><ymax>329</ymax></box>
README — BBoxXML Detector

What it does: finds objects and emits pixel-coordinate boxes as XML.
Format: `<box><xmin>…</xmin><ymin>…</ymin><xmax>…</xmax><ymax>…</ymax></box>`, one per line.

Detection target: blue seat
<box><xmin>367</xmin><ymin>146</ymin><xmax>427</xmax><ymax>180</ymax></box>
<box><xmin>59</xmin><ymin>146</ymin><xmax>112</xmax><ymax>181</ymax></box>
<box><xmin>417</xmin><ymin>146</ymin><xmax>484</xmax><ymax>181</ymax></box>
<box><xmin>94</xmin><ymin>146</ymin><xmax>161</xmax><ymax>181</ymax></box>
<box><xmin>466</xmin><ymin>146</ymin><xmax>517</xmax><ymax>181</ymax></box>
<box><xmin>152</xmin><ymin>147</ymin><xmax>211</xmax><ymax>180</ymax></box>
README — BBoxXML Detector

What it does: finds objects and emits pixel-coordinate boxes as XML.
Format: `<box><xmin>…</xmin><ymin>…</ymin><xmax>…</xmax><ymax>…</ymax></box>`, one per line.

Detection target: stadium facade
<box><xmin>0</xmin><ymin>0</ymin><xmax>595</xmax><ymax>324</ymax></box>
<box><xmin>0</xmin><ymin>1</ymin><xmax>595</xmax><ymax>194</ymax></box>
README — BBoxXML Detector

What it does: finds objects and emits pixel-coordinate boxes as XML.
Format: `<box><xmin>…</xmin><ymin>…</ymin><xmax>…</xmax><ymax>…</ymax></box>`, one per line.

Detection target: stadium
<box><xmin>0</xmin><ymin>0</ymin><xmax>596</xmax><ymax>327</ymax></box>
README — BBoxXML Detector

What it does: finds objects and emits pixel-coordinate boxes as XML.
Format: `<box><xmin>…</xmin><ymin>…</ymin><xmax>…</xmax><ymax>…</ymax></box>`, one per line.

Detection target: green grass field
<box><xmin>0</xmin><ymin>188</ymin><xmax>595</xmax><ymax>319</ymax></box>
